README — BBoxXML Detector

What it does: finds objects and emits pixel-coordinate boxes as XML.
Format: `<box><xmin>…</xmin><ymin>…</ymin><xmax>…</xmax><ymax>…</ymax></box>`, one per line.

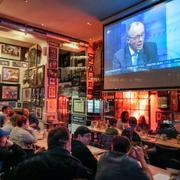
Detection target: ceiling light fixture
<box><xmin>87</xmin><ymin>22</ymin><xmax>92</xmax><ymax>26</ymax></box>
<box><xmin>63</xmin><ymin>42</ymin><xmax>79</xmax><ymax>50</ymax></box>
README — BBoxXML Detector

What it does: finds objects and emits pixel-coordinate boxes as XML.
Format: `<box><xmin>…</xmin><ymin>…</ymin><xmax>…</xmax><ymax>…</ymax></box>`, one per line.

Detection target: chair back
<box><xmin>99</xmin><ymin>134</ymin><xmax>114</xmax><ymax>150</ymax></box>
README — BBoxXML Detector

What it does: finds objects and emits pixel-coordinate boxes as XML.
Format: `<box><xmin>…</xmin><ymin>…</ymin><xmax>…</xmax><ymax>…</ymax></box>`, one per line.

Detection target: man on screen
<box><xmin>113</xmin><ymin>21</ymin><xmax>158</xmax><ymax>70</ymax></box>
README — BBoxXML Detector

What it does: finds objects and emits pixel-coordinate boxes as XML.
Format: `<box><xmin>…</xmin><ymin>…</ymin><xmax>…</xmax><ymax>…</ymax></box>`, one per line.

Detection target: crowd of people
<box><xmin>0</xmin><ymin>125</ymin><xmax>153</xmax><ymax>180</ymax></box>
<box><xmin>0</xmin><ymin>106</ymin><xmax>179</xmax><ymax>179</ymax></box>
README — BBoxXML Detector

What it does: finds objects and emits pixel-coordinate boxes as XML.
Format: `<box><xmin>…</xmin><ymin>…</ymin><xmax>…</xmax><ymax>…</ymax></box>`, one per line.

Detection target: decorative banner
<box><xmin>47</xmin><ymin>99</ymin><xmax>57</xmax><ymax>113</ymax></box>
<box><xmin>48</xmin><ymin>86</ymin><xmax>56</xmax><ymax>98</ymax></box>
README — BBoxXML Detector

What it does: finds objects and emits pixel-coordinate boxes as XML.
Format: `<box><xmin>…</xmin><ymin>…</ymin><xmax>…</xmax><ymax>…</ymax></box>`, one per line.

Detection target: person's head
<box><xmin>22</xmin><ymin>108</ymin><xmax>30</xmax><ymax>117</ymax></box>
<box><xmin>129</xmin><ymin>116</ymin><xmax>138</xmax><ymax>129</ymax></box>
<box><xmin>8</xmin><ymin>109</ymin><xmax>15</xmax><ymax>117</ymax></box>
<box><xmin>127</xmin><ymin>21</ymin><xmax>145</xmax><ymax>52</ymax></box>
<box><xmin>112</xmin><ymin>135</ymin><xmax>131</xmax><ymax>153</ymax></box>
<box><xmin>0</xmin><ymin>129</ymin><xmax>8</xmax><ymax>147</ymax></box>
<box><xmin>15</xmin><ymin>115</ymin><xmax>28</xmax><ymax>127</ymax></box>
<box><xmin>48</xmin><ymin>127</ymin><xmax>71</xmax><ymax>151</ymax></box>
<box><xmin>9</xmin><ymin>114</ymin><xmax>18</xmax><ymax>127</ymax></box>
<box><xmin>74</xmin><ymin>126</ymin><xmax>91</xmax><ymax>145</ymax></box>
<box><xmin>121</xmin><ymin>111</ymin><xmax>129</xmax><ymax>123</ymax></box>
<box><xmin>108</xmin><ymin>118</ymin><xmax>117</xmax><ymax>127</ymax></box>
<box><xmin>138</xmin><ymin>115</ymin><xmax>147</xmax><ymax>125</ymax></box>
<box><xmin>2</xmin><ymin>105</ymin><xmax>12</xmax><ymax>116</ymax></box>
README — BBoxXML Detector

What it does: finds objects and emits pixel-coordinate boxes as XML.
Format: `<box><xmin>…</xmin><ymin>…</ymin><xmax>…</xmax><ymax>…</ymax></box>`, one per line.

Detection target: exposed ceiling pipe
<box><xmin>0</xmin><ymin>17</ymin><xmax>89</xmax><ymax>48</ymax></box>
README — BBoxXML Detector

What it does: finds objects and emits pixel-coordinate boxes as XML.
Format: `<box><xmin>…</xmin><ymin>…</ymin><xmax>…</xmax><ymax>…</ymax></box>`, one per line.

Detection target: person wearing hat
<box><xmin>72</xmin><ymin>126</ymin><xmax>97</xmax><ymax>176</ymax></box>
<box><xmin>0</xmin><ymin>129</ymin><xmax>26</xmax><ymax>176</ymax></box>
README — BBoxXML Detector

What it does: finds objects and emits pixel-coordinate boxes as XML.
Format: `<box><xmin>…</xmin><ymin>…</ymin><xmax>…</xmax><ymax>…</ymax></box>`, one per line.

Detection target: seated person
<box><xmin>122</xmin><ymin>116</ymin><xmax>141</xmax><ymax>144</ymax></box>
<box><xmin>99</xmin><ymin>133</ymin><xmax>114</xmax><ymax>150</ymax></box>
<box><xmin>0</xmin><ymin>106</ymin><xmax>12</xmax><ymax>127</ymax></box>
<box><xmin>117</xmin><ymin>111</ymin><xmax>129</xmax><ymax>130</ymax></box>
<box><xmin>96</xmin><ymin>135</ymin><xmax>152</xmax><ymax>180</ymax></box>
<box><xmin>136</xmin><ymin>115</ymin><xmax>150</xmax><ymax>133</ymax></box>
<box><xmin>5</xmin><ymin>127</ymin><xmax>92</xmax><ymax>180</ymax></box>
<box><xmin>156</xmin><ymin>122</ymin><xmax>178</xmax><ymax>138</ymax></box>
<box><xmin>2</xmin><ymin>114</ymin><xmax>17</xmax><ymax>135</ymax></box>
<box><xmin>105</xmin><ymin>118</ymin><xmax>119</xmax><ymax>136</ymax></box>
<box><xmin>9</xmin><ymin>115</ymin><xmax>37</xmax><ymax>149</ymax></box>
<box><xmin>72</xmin><ymin>126</ymin><xmax>97</xmax><ymax>175</ymax></box>
<box><xmin>22</xmin><ymin>108</ymin><xmax>40</xmax><ymax>130</ymax></box>
<box><xmin>0</xmin><ymin>129</ymin><xmax>26</xmax><ymax>175</ymax></box>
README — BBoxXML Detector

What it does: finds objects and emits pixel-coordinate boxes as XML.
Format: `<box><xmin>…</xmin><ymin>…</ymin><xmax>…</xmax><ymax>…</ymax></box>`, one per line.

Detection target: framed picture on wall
<box><xmin>0</xmin><ymin>60</ymin><xmax>10</xmax><ymax>66</ymax></box>
<box><xmin>48</xmin><ymin>86</ymin><xmax>56</xmax><ymax>98</ymax></box>
<box><xmin>17</xmin><ymin>102</ymin><xmax>22</xmax><ymax>108</ymax></box>
<box><xmin>8</xmin><ymin>101</ymin><xmax>16</xmax><ymax>108</ymax></box>
<box><xmin>29</xmin><ymin>47</ymin><xmax>37</xmax><ymax>68</ymax></box>
<box><xmin>72</xmin><ymin>76</ymin><xmax>80</xmax><ymax>86</ymax></box>
<box><xmin>28</xmin><ymin>68</ymin><xmax>36</xmax><ymax>86</ymax></box>
<box><xmin>22</xmin><ymin>87</ymin><xmax>32</xmax><ymax>102</ymax></box>
<box><xmin>0</xmin><ymin>43</ymin><xmax>21</xmax><ymax>60</ymax></box>
<box><xmin>0</xmin><ymin>83</ymin><xmax>20</xmax><ymax>101</ymax></box>
<box><xmin>36</xmin><ymin>107</ymin><xmax>42</xmax><ymax>119</ymax></box>
<box><xmin>37</xmin><ymin>65</ymin><xmax>45</xmax><ymax>86</ymax></box>
<box><xmin>2</xmin><ymin>67</ymin><xmax>19</xmax><ymax>82</ymax></box>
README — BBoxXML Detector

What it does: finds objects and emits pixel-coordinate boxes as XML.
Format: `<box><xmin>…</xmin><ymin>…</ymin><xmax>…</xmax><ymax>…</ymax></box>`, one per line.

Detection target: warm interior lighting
<box><xmin>86</xmin><ymin>22</ymin><xmax>92</xmax><ymax>26</ymax></box>
<box><xmin>150</xmin><ymin>93</ymin><xmax>158</xmax><ymax>130</ymax></box>
<box><xmin>63</xmin><ymin>42</ymin><xmax>79</xmax><ymax>50</ymax></box>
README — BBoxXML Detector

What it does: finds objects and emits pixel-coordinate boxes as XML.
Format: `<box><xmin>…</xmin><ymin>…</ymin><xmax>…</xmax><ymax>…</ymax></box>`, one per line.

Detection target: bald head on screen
<box><xmin>127</xmin><ymin>21</ymin><xmax>145</xmax><ymax>52</ymax></box>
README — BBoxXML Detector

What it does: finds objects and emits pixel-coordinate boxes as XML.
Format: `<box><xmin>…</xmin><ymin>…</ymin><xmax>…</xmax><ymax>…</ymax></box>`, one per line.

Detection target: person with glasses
<box><xmin>113</xmin><ymin>21</ymin><xmax>158</xmax><ymax>71</ymax></box>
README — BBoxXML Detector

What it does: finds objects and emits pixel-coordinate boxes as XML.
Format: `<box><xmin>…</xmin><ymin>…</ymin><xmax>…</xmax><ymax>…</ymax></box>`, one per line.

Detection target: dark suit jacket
<box><xmin>113</xmin><ymin>42</ymin><xmax>158</xmax><ymax>70</ymax></box>
<box><xmin>72</xmin><ymin>140</ymin><xmax>97</xmax><ymax>175</ymax></box>
<box><xmin>5</xmin><ymin>146</ymin><xmax>92</xmax><ymax>180</ymax></box>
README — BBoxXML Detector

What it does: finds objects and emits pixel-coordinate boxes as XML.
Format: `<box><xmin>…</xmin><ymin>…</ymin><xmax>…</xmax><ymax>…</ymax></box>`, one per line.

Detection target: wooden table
<box><xmin>36</xmin><ymin>139</ymin><xmax>171</xmax><ymax>177</ymax></box>
<box><xmin>88</xmin><ymin>127</ymin><xmax>106</xmax><ymax>134</ymax></box>
<box><xmin>36</xmin><ymin>138</ymin><xmax>47</xmax><ymax>149</ymax></box>
<box><xmin>36</xmin><ymin>139</ymin><xmax>107</xmax><ymax>156</ymax></box>
<box><xmin>89</xmin><ymin>126</ymin><xmax>122</xmax><ymax>135</ymax></box>
<box><xmin>148</xmin><ymin>164</ymin><xmax>169</xmax><ymax>176</ymax></box>
<box><xmin>141</xmin><ymin>136</ymin><xmax>180</xmax><ymax>149</ymax></box>
<box><xmin>87</xmin><ymin>145</ymin><xmax>107</xmax><ymax>156</ymax></box>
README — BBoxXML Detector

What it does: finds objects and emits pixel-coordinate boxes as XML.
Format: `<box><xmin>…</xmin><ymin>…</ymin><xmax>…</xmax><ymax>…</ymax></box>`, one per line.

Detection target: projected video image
<box><xmin>104</xmin><ymin>0</ymin><xmax>180</xmax><ymax>90</ymax></box>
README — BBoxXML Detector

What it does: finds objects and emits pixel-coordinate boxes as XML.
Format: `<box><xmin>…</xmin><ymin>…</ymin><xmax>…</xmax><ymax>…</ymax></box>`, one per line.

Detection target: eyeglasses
<box><xmin>129</xmin><ymin>33</ymin><xmax>144</xmax><ymax>40</ymax></box>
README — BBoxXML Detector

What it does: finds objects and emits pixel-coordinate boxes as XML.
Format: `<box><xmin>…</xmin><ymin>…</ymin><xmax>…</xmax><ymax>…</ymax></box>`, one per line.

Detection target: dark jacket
<box><xmin>4</xmin><ymin>146</ymin><xmax>92</xmax><ymax>180</ymax></box>
<box><xmin>96</xmin><ymin>151</ymin><xmax>149</xmax><ymax>180</ymax></box>
<box><xmin>113</xmin><ymin>42</ymin><xmax>158</xmax><ymax>70</ymax></box>
<box><xmin>72</xmin><ymin>140</ymin><xmax>97</xmax><ymax>175</ymax></box>
<box><xmin>122</xmin><ymin>127</ymin><xmax>141</xmax><ymax>143</ymax></box>
<box><xmin>0</xmin><ymin>143</ymin><xmax>26</xmax><ymax>173</ymax></box>
<box><xmin>29</xmin><ymin>113</ymin><xmax>40</xmax><ymax>130</ymax></box>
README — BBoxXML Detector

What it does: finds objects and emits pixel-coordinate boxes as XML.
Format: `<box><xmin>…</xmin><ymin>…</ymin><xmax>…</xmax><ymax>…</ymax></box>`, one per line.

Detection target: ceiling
<box><xmin>0</xmin><ymin>0</ymin><xmax>145</xmax><ymax>43</ymax></box>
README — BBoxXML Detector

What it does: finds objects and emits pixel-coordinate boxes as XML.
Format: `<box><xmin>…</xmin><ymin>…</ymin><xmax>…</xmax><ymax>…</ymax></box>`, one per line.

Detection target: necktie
<box><xmin>132</xmin><ymin>52</ymin><xmax>138</xmax><ymax>66</ymax></box>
